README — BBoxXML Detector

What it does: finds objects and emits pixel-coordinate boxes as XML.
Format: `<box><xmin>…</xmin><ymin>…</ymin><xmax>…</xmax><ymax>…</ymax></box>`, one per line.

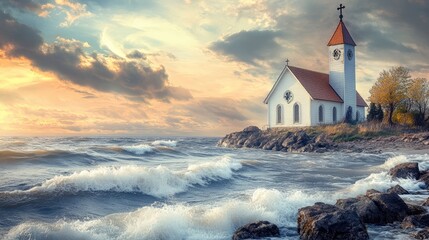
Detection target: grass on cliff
<box><xmin>309</xmin><ymin>123</ymin><xmax>406</xmax><ymax>142</ymax></box>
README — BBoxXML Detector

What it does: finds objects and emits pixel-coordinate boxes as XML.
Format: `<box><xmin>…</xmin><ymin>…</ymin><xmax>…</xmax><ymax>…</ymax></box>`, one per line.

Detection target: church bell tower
<box><xmin>328</xmin><ymin>4</ymin><xmax>356</xmax><ymax>117</ymax></box>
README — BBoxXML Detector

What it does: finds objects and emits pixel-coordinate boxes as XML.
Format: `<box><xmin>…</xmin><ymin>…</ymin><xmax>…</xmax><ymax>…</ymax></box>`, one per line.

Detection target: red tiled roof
<box><xmin>288</xmin><ymin>66</ymin><xmax>367</xmax><ymax>107</ymax></box>
<box><xmin>327</xmin><ymin>21</ymin><xmax>356</xmax><ymax>46</ymax></box>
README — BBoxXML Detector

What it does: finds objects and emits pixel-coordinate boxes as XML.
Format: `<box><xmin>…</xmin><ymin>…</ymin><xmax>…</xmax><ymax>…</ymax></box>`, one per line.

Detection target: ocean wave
<box><xmin>122</xmin><ymin>144</ymin><xmax>155</xmax><ymax>155</ymax></box>
<box><xmin>3</xmin><ymin>188</ymin><xmax>327</xmax><ymax>240</ymax></box>
<box><xmin>151</xmin><ymin>140</ymin><xmax>177</xmax><ymax>147</ymax></box>
<box><xmin>3</xmin><ymin>156</ymin><xmax>242</xmax><ymax>199</ymax></box>
<box><xmin>377</xmin><ymin>154</ymin><xmax>429</xmax><ymax>171</ymax></box>
<box><xmin>0</xmin><ymin>150</ymin><xmax>77</xmax><ymax>163</ymax></box>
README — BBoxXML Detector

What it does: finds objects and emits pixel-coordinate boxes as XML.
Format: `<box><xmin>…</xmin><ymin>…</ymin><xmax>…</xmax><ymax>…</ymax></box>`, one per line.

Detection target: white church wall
<box><xmin>267</xmin><ymin>69</ymin><xmax>312</xmax><ymax>128</ymax></box>
<box><xmin>344</xmin><ymin>44</ymin><xmax>357</xmax><ymax>115</ymax></box>
<box><xmin>310</xmin><ymin>100</ymin><xmax>344</xmax><ymax>125</ymax></box>
<box><xmin>356</xmin><ymin>106</ymin><xmax>365</xmax><ymax>122</ymax></box>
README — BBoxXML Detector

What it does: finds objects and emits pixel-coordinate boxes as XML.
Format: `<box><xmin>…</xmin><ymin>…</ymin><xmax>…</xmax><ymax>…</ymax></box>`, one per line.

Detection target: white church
<box><xmin>264</xmin><ymin>4</ymin><xmax>367</xmax><ymax>128</ymax></box>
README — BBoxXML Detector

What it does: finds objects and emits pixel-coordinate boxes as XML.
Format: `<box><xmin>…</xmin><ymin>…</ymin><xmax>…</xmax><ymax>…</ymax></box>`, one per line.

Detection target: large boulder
<box><xmin>336</xmin><ymin>192</ymin><xmax>409</xmax><ymax>224</ymax></box>
<box><xmin>389</xmin><ymin>162</ymin><xmax>420</xmax><ymax>179</ymax></box>
<box><xmin>387</xmin><ymin>184</ymin><xmax>409</xmax><ymax>195</ymax></box>
<box><xmin>336</xmin><ymin>196</ymin><xmax>383</xmax><ymax>224</ymax></box>
<box><xmin>401</xmin><ymin>214</ymin><xmax>429</xmax><ymax>229</ymax></box>
<box><xmin>232</xmin><ymin>221</ymin><xmax>280</xmax><ymax>240</ymax></box>
<box><xmin>407</xmin><ymin>204</ymin><xmax>427</xmax><ymax>216</ymax></box>
<box><xmin>297</xmin><ymin>202</ymin><xmax>369</xmax><ymax>240</ymax></box>
<box><xmin>242</xmin><ymin>126</ymin><xmax>260</xmax><ymax>133</ymax></box>
<box><xmin>419</xmin><ymin>172</ymin><xmax>429</xmax><ymax>187</ymax></box>
<box><xmin>367</xmin><ymin>192</ymin><xmax>409</xmax><ymax>223</ymax></box>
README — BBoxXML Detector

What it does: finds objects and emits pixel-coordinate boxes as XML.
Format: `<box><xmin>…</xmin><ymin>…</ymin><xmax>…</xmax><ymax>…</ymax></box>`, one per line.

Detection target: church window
<box><xmin>333</xmin><ymin>107</ymin><xmax>337</xmax><ymax>123</ymax></box>
<box><xmin>276</xmin><ymin>105</ymin><xmax>282</xmax><ymax>124</ymax></box>
<box><xmin>318</xmin><ymin>105</ymin><xmax>324</xmax><ymax>122</ymax></box>
<box><xmin>294</xmin><ymin>103</ymin><xmax>300</xmax><ymax>123</ymax></box>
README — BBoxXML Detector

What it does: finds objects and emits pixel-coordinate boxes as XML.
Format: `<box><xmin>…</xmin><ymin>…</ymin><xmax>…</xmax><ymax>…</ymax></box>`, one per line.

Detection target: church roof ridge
<box><xmin>327</xmin><ymin>20</ymin><xmax>356</xmax><ymax>46</ymax></box>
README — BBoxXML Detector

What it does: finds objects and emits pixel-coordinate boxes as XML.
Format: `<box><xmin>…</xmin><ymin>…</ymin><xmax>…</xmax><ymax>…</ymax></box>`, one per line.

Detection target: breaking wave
<box><xmin>151</xmin><ymin>140</ymin><xmax>177</xmax><ymax>147</ymax></box>
<box><xmin>2</xmin><ymin>156</ymin><xmax>242</xmax><ymax>199</ymax></box>
<box><xmin>3</xmin><ymin>188</ymin><xmax>326</xmax><ymax>240</ymax></box>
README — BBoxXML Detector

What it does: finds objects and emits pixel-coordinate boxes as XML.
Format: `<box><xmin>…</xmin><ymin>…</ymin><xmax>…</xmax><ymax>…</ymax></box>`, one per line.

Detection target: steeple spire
<box><xmin>337</xmin><ymin>4</ymin><xmax>345</xmax><ymax>21</ymax></box>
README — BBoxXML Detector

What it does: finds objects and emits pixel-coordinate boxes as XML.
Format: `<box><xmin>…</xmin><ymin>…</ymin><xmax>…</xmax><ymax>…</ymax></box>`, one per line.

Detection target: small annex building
<box><xmin>264</xmin><ymin>5</ymin><xmax>367</xmax><ymax>128</ymax></box>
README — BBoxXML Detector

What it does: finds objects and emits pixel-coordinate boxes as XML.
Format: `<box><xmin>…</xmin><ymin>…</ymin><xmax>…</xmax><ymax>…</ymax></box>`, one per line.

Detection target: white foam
<box><xmin>122</xmin><ymin>144</ymin><xmax>154</xmax><ymax>155</ymax></box>
<box><xmin>378</xmin><ymin>155</ymin><xmax>409</xmax><ymax>170</ymax></box>
<box><xmin>10</xmin><ymin>157</ymin><xmax>242</xmax><ymax>198</ymax></box>
<box><xmin>378</xmin><ymin>154</ymin><xmax>429</xmax><ymax>171</ymax></box>
<box><xmin>151</xmin><ymin>140</ymin><xmax>177</xmax><ymax>147</ymax></box>
<box><xmin>344</xmin><ymin>171</ymin><xmax>425</xmax><ymax>196</ymax></box>
<box><xmin>4</xmin><ymin>188</ymin><xmax>329</xmax><ymax>240</ymax></box>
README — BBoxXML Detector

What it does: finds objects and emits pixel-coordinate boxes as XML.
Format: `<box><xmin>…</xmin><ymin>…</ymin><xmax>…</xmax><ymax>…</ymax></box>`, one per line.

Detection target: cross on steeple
<box><xmin>285</xmin><ymin>59</ymin><xmax>289</xmax><ymax>66</ymax></box>
<box><xmin>337</xmin><ymin>4</ymin><xmax>345</xmax><ymax>21</ymax></box>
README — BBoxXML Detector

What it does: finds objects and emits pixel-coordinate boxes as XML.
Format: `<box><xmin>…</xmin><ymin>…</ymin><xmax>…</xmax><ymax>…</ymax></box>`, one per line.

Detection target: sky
<box><xmin>0</xmin><ymin>0</ymin><xmax>428</xmax><ymax>136</ymax></box>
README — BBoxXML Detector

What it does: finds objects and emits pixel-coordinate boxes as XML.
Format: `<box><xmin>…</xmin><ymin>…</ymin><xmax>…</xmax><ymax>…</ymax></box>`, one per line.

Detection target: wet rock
<box><xmin>337</xmin><ymin>192</ymin><xmax>409</xmax><ymax>224</ymax></box>
<box><xmin>297</xmin><ymin>202</ymin><xmax>369</xmax><ymax>240</ymax></box>
<box><xmin>336</xmin><ymin>196</ymin><xmax>383</xmax><ymax>224</ymax></box>
<box><xmin>407</xmin><ymin>204</ymin><xmax>427</xmax><ymax>216</ymax></box>
<box><xmin>232</xmin><ymin>221</ymin><xmax>280</xmax><ymax>240</ymax></box>
<box><xmin>387</xmin><ymin>185</ymin><xmax>409</xmax><ymax>195</ymax></box>
<box><xmin>365</xmin><ymin>189</ymin><xmax>381</xmax><ymax>195</ymax></box>
<box><xmin>401</xmin><ymin>214</ymin><xmax>429</xmax><ymax>229</ymax></box>
<box><xmin>413</xmin><ymin>227</ymin><xmax>429</xmax><ymax>239</ymax></box>
<box><xmin>368</xmin><ymin>192</ymin><xmax>409</xmax><ymax>223</ymax></box>
<box><xmin>388</xmin><ymin>162</ymin><xmax>420</xmax><ymax>180</ymax></box>
<box><xmin>419</xmin><ymin>172</ymin><xmax>429</xmax><ymax>187</ymax></box>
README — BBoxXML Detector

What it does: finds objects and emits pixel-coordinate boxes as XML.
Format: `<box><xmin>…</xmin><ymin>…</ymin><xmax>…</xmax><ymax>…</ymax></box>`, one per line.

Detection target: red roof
<box><xmin>327</xmin><ymin>21</ymin><xmax>356</xmax><ymax>46</ymax></box>
<box><xmin>288</xmin><ymin>66</ymin><xmax>367</xmax><ymax>107</ymax></box>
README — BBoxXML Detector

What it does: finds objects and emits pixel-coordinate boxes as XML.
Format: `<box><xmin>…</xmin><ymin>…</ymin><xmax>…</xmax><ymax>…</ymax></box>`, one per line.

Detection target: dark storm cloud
<box><xmin>210</xmin><ymin>30</ymin><xmax>283</xmax><ymax>66</ymax></box>
<box><xmin>0</xmin><ymin>11</ymin><xmax>192</xmax><ymax>102</ymax></box>
<box><xmin>126</xmin><ymin>50</ymin><xmax>147</xmax><ymax>60</ymax></box>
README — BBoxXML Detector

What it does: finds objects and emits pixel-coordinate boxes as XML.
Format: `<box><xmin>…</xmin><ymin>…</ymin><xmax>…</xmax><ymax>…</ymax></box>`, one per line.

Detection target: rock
<box><xmin>336</xmin><ymin>196</ymin><xmax>383</xmax><ymax>224</ymax></box>
<box><xmin>368</xmin><ymin>192</ymin><xmax>409</xmax><ymax>223</ymax></box>
<box><xmin>413</xmin><ymin>227</ymin><xmax>429</xmax><ymax>239</ymax></box>
<box><xmin>242</xmin><ymin>126</ymin><xmax>260</xmax><ymax>133</ymax></box>
<box><xmin>366</xmin><ymin>189</ymin><xmax>381</xmax><ymax>195</ymax></box>
<box><xmin>388</xmin><ymin>162</ymin><xmax>420</xmax><ymax>180</ymax></box>
<box><xmin>401</xmin><ymin>214</ymin><xmax>429</xmax><ymax>229</ymax></box>
<box><xmin>387</xmin><ymin>185</ymin><xmax>409</xmax><ymax>194</ymax></box>
<box><xmin>232</xmin><ymin>221</ymin><xmax>280</xmax><ymax>240</ymax></box>
<box><xmin>423</xmin><ymin>198</ymin><xmax>429</xmax><ymax>206</ymax></box>
<box><xmin>408</xmin><ymin>204</ymin><xmax>427</xmax><ymax>216</ymax></box>
<box><xmin>297</xmin><ymin>202</ymin><xmax>369</xmax><ymax>240</ymax></box>
<box><xmin>419</xmin><ymin>172</ymin><xmax>429</xmax><ymax>187</ymax></box>
<box><xmin>337</xmin><ymin>192</ymin><xmax>409</xmax><ymax>224</ymax></box>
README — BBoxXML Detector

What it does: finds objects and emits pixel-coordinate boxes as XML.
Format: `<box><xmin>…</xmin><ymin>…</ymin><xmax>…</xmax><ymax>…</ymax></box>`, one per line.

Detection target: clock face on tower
<box><xmin>284</xmin><ymin>90</ymin><xmax>293</xmax><ymax>103</ymax></box>
<box><xmin>333</xmin><ymin>49</ymin><xmax>341</xmax><ymax>60</ymax></box>
<box><xmin>347</xmin><ymin>49</ymin><xmax>353</xmax><ymax>60</ymax></box>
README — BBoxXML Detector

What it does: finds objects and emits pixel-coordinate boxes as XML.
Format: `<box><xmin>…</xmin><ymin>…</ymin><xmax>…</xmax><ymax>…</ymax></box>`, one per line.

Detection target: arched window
<box><xmin>333</xmin><ymin>107</ymin><xmax>337</xmax><ymax>123</ymax></box>
<box><xmin>318</xmin><ymin>105</ymin><xmax>324</xmax><ymax>122</ymax></box>
<box><xmin>294</xmin><ymin>103</ymin><xmax>300</xmax><ymax>123</ymax></box>
<box><xmin>356</xmin><ymin>111</ymin><xmax>360</xmax><ymax>122</ymax></box>
<box><xmin>276</xmin><ymin>104</ymin><xmax>282</xmax><ymax>124</ymax></box>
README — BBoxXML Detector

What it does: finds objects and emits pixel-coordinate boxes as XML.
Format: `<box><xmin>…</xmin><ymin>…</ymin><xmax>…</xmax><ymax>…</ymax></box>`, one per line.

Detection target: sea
<box><xmin>0</xmin><ymin>136</ymin><xmax>428</xmax><ymax>240</ymax></box>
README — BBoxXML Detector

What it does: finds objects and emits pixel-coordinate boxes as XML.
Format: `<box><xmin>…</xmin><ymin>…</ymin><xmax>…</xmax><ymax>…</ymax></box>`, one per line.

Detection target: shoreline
<box><xmin>218</xmin><ymin>125</ymin><xmax>429</xmax><ymax>154</ymax></box>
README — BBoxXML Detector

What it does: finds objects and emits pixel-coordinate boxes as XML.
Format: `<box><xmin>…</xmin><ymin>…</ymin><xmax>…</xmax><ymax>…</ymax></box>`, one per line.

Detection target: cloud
<box><xmin>0</xmin><ymin>90</ymin><xmax>23</xmax><ymax>105</ymax></box>
<box><xmin>184</xmin><ymin>98</ymin><xmax>249</xmax><ymax>123</ymax></box>
<box><xmin>0</xmin><ymin>11</ymin><xmax>192</xmax><ymax>102</ymax></box>
<box><xmin>0</xmin><ymin>0</ymin><xmax>44</xmax><ymax>13</ymax></box>
<box><xmin>210</xmin><ymin>29</ymin><xmax>283</xmax><ymax>66</ymax></box>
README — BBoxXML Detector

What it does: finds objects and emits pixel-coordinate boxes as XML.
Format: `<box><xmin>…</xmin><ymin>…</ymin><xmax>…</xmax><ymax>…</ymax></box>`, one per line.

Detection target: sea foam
<box><xmin>151</xmin><ymin>140</ymin><xmax>177</xmax><ymax>147</ymax></box>
<box><xmin>5</xmin><ymin>156</ymin><xmax>242</xmax><ymax>198</ymax></box>
<box><xmin>3</xmin><ymin>188</ymin><xmax>328</xmax><ymax>240</ymax></box>
<box><xmin>122</xmin><ymin>144</ymin><xmax>154</xmax><ymax>155</ymax></box>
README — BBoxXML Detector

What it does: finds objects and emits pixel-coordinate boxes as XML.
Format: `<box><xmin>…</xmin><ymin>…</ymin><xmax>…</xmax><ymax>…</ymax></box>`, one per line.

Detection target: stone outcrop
<box><xmin>413</xmin><ymin>228</ymin><xmax>429</xmax><ymax>239</ymax></box>
<box><xmin>218</xmin><ymin>126</ymin><xmax>429</xmax><ymax>153</ymax></box>
<box><xmin>297</xmin><ymin>202</ymin><xmax>369</xmax><ymax>240</ymax></box>
<box><xmin>389</xmin><ymin>162</ymin><xmax>420</xmax><ymax>180</ymax></box>
<box><xmin>336</xmin><ymin>192</ymin><xmax>409</xmax><ymax>224</ymax></box>
<box><xmin>232</xmin><ymin>221</ymin><xmax>280</xmax><ymax>240</ymax></box>
<box><xmin>218</xmin><ymin>126</ymin><xmax>332</xmax><ymax>153</ymax></box>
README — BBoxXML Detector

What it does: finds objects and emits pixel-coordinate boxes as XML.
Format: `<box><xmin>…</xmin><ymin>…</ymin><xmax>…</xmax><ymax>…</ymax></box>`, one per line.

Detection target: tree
<box><xmin>367</xmin><ymin>102</ymin><xmax>377</xmax><ymax>121</ymax></box>
<box><xmin>369</xmin><ymin>66</ymin><xmax>411</xmax><ymax>125</ymax></box>
<box><xmin>407</xmin><ymin>77</ymin><xmax>429</xmax><ymax>126</ymax></box>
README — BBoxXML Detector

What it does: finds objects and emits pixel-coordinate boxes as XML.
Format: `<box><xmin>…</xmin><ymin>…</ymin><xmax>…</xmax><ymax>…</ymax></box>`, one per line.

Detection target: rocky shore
<box><xmin>218</xmin><ymin>126</ymin><xmax>429</xmax><ymax>153</ymax></box>
<box><xmin>232</xmin><ymin>162</ymin><xmax>429</xmax><ymax>240</ymax></box>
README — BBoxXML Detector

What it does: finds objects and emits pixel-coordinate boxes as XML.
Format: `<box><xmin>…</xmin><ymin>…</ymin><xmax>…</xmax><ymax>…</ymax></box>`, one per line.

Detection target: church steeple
<box><xmin>327</xmin><ymin>21</ymin><xmax>356</xmax><ymax>46</ymax></box>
